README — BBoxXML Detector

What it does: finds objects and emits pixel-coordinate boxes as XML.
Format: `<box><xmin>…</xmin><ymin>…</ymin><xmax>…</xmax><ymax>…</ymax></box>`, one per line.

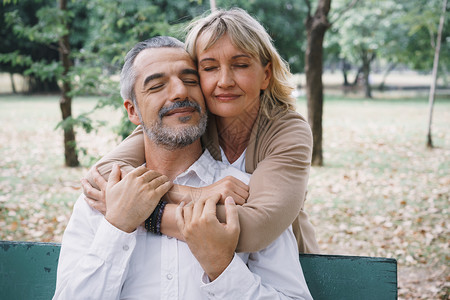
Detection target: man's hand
<box><xmin>105</xmin><ymin>164</ymin><xmax>173</xmax><ymax>233</ymax></box>
<box><xmin>176</xmin><ymin>195</ymin><xmax>240</xmax><ymax>281</ymax></box>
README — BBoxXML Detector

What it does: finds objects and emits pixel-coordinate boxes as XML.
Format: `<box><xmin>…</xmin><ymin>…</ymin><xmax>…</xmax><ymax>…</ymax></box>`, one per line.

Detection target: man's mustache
<box><xmin>158</xmin><ymin>99</ymin><xmax>201</xmax><ymax>119</ymax></box>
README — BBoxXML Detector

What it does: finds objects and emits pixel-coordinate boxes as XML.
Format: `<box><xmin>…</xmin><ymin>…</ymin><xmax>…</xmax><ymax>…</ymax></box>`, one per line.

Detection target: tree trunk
<box><xmin>59</xmin><ymin>0</ymin><xmax>79</xmax><ymax>167</ymax></box>
<box><xmin>342</xmin><ymin>59</ymin><xmax>349</xmax><ymax>86</ymax></box>
<box><xmin>210</xmin><ymin>0</ymin><xmax>217</xmax><ymax>11</ymax></box>
<box><xmin>304</xmin><ymin>0</ymin><xmax>331</xmax><ymax>166</ymax></box>
<box><xmin>9</xmin><ymin>73</ymin><xmax>17</xmax><ymax>94</ymax></box>
<box><xmin>361</xmin><ymin>51</ymin><xmax>375</xmax><ymax>98</ymax></box>
<box><xmin>427</xmin><ymin>0</ymin><xmax>447</xmax><ymax>148</ymax></box>
<box><xmin>351</xmin><ymin>65</ymin><xmax>362</xmax><ymax>86</ymax></box>
<box><xmin>378</xmin><ymin>63</ymin><xmax>396</xmax><ymax>91</ymax></box>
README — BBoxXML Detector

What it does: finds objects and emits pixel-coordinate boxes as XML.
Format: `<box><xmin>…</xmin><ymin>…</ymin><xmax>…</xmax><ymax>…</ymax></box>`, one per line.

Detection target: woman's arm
<box><xmin>214</xmin><ymin>111</ymin><xmax>318</xmax><ymax>253</ymax></box>
<box><xmin>84</xmin><ymin>112</ymin><xmax>318</xmax><ymax>253</ymax></box>
<box><xmin>85</xmin><ymin>126</ymin><xmax>249</xmax><ymax>205</ymax></box>
<box><xmin>85</xmin><ymin>126</ymin><xmax>146</xmax><ymax>189</ymax></box>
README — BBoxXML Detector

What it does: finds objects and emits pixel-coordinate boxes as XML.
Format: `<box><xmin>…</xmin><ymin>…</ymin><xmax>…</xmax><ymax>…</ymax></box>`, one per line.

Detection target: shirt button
<box><xmin>123</xmin><ymin>245</ymin><xmax>129</xmax><ymax>251</ymax></box>
<box><xmin>166</xmin><ymin>273</ymin><xmax>173</xmax><ymax>280</ymax></box>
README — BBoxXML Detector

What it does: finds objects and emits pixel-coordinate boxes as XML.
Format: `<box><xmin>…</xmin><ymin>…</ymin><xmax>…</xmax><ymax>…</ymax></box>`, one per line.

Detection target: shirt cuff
<box><xmin>89</xmin><ymin>218</ymin><xmax>137</xmax><ymax>270</ymax></box>
<box><xmin>200</xmin><ymin>254</ymin><xmax>256</xmax><ymax>299</ymax></box>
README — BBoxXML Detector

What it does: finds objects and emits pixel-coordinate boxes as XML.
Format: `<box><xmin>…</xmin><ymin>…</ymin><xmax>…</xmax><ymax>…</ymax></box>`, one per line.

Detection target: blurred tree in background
<box><xmin>1</xmin><ymin>0</ymin><xmax>448</xmax><ymax>166</ymax></box>
<box><xmin>329</xmin><ymin>0</ymin><xmax>449</xmax><ymax>93</ymax></box>
<box><xmin>0</xmin><ymin>0</ymin><xmax>61</xmax><ymax>93</ymax></box>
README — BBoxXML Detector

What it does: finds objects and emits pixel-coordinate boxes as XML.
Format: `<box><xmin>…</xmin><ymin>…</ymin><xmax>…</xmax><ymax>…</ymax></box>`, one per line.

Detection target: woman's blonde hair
<box><xmin>185</xmin><ymin>8</ymin><xmax>296</xmax><ymax>118</ymax></box>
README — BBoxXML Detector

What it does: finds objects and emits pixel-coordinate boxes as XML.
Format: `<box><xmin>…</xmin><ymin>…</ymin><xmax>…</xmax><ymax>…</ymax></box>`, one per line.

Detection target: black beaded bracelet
<box><xmin>155</xmin><ymin>201</ymin><xmax>167</xmax><ymax>235</ymax></box>
<box><xmin>144</xmin><ymin>200</ymin><xmax>167</xmax><ymax>235</ymax></box>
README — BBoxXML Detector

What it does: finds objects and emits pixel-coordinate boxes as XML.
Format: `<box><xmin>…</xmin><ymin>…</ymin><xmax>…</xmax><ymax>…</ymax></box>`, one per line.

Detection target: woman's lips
<box><xmin>214</xmin><ymin>93</ymin><xmax>240</xmax><ymax>101</ymax></box>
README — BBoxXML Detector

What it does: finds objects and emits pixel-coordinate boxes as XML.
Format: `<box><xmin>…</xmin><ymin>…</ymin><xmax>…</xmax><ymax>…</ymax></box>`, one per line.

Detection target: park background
<box><xmin>0</xmin><ymin>0</ymin><xmax>448</xmax><ymax>299</ymax></box>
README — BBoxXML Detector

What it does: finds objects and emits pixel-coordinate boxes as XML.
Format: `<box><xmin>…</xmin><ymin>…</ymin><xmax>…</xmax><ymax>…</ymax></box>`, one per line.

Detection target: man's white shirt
<box><xmin>53</xmin><ymin>149</ymin><xmax>312</xmax><ymax>300</ymax></box>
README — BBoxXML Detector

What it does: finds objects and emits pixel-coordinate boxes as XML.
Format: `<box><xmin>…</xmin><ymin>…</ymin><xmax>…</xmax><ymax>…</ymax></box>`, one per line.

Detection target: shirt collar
<box><xmin>174</xmin><ymin>149</ymin><xmax>216</xmax><ymax>185</ymax></box>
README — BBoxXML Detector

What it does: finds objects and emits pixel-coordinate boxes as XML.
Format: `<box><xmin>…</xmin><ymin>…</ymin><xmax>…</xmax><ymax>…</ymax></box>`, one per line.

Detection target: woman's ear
<box><xmin>261</xmin><ymin>62</ymin><xmax>272</xmax><ymax>90</ymax></box>
<box><xmin>124</xmin><ymin>99</ymin><xmax>141</xmax><ymax>125</ymax></box>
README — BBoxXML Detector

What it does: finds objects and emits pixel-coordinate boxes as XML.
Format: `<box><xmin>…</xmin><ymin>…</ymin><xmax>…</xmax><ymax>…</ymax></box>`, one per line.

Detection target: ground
<box><xmin>0</xmin><ymin>94</ymin><xmax>448</xmax><ymax>299</ymax></box>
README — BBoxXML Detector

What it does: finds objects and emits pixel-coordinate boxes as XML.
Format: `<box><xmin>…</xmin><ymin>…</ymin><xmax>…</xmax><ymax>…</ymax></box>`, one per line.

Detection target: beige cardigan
<box><xmin>91</xmin><ymin>109</ymin><xmax>319</xmax><ymax>253</ymax></box>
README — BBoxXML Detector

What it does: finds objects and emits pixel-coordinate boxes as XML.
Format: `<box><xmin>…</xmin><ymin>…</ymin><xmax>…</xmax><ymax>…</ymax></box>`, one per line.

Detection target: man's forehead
<box><xmin>134</xmin><ymin>47</ymin><xmax>195</xmax><ymax>71</ymax></box>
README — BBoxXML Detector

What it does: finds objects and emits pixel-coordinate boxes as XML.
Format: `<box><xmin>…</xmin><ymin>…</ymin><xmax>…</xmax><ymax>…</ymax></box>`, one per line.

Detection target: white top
<box><xmin>53</xmin><ymin>149</ymin><xmax>312</xmax><ymax>300</ymax></box>
<box><xmin>220</xmin><ymin>146</ymin><xmax>246</xmax><ymax>171</ymax></box>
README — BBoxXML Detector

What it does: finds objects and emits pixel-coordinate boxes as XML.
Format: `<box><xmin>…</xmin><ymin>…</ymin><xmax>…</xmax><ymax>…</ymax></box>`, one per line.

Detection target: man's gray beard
<box><xmin>137</xmin><ymin>100</ymin><xmax>208</xmax><ymax>150</ymax></box>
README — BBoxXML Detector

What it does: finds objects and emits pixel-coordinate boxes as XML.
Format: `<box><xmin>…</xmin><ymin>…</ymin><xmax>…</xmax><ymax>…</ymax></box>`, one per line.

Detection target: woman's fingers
<box><xmin>84</xmin><ymin>197</ymin><xmax>106</xmax><ymax>215</ymax></box>
<box><xmin>229</xmin><ymin>192</ymin><xmax>245</xmax><ymax>205</ymax></box>
<box><xmin>92</xmin><ymin>167</ymin><xmax>107</xmax><ymax>190</ymax></box>
<box><xmin>107</xmin><ymin>164</ymin><xmax>121</xmax><ymax>188</ymax></box>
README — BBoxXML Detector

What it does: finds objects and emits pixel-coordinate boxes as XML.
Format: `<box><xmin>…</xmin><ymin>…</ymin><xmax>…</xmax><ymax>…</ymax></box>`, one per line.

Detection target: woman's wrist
<box><xmin>165</xmin><ymin>184</ymin><xmax>196</xmax><ymax>204</ymax></box>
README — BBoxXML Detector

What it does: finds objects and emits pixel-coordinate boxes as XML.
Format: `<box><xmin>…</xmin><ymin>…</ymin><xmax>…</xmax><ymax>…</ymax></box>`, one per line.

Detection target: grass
<box><xmin>0</xmin><ymin>94</ymin><xmax>449</xmax><ymax>299</ymax></box>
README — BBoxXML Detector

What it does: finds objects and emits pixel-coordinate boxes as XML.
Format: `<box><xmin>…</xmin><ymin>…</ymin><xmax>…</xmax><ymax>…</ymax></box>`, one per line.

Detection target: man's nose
<box><xmin>169</xmin><ymin>78</ymin><xmax>189</xmax><ymax>101</ymax></box>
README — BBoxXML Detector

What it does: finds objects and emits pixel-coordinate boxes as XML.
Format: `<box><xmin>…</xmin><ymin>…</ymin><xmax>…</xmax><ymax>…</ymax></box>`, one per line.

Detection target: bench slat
<box><xmin>0</xmin><ymin>241</ymin><xmax>60</xmax><ymax>300</ymax></box>
<box><xmin>1</xmin><ymin>241</ymin><xmax>397</xmax><ymax>299</ymax></box>
<box><xmin>300</xmin><ymin>253</ymin><xmax>397</xmax><ymax>299</ymax></box>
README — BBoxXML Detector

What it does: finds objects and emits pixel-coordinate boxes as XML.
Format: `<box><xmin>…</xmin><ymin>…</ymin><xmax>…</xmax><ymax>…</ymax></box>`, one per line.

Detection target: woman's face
<box><xmin>196</xmin><ymin>34</ymin><xmax>271</xmax><ymax>120</ymax></box>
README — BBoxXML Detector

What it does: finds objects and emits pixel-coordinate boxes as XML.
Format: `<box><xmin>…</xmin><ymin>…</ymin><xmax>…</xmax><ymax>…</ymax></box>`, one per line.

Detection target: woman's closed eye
<box><xmin>233</xmin><ymin>63</ymin><xmax>249</xmax><ymax>68</ymax></box>
<box><xmin>201</xmin><ymin>65</ymin><xmax>218</xmax><ymax>72</ymax></box>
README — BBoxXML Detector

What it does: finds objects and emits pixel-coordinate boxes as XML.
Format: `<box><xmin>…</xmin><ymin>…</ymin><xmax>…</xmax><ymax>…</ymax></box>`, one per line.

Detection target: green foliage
<box><xmin>55</xmin><ymin>113</ymin><xmax>106</xmax><ymax>135</ymax></box>
<box><xmin>24</xmin><ymin>60</ymin><xmax>63</xmax><ymax>82</ymax></box>
<box><xmin>216</xmin><ymin>0</ymin><xmax>308</xmax><ymax>73</ymax></box>
<box><xmin>332</xmin><ymin>0</ymin><xmax>406</xmax><ymax>65</ymax></box>
<box><xmin>0</xmin><ymin>0</ymin><xmax>61</xmax><ymax>92</ymax></box>
<box><xmin>330</xmin><ymin>0</ymin><xmax>449</xmax><ymax>72</ymax></box>
<box><xmin>0</xmin><ymin>51</ymin><xmax>33</xmax><ymax>67</ymax></box>
<box><xmin>396</xmin><ymin>0</ymin><xmax>449</xmax><ymax>71</ymax></box>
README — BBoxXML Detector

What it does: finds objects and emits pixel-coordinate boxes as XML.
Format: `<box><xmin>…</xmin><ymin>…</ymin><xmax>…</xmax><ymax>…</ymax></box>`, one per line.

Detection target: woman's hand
<box><xmin>81</xmin><ymin>167</ymin><xmax>108</xmax><ymax>215</ymax></box>
<box><xmin>201</xmin><ymin>176</ymin><xmax>249</xmax><ymax>205</ymax></box>
<box><xmin>166</xmin><ymin>176</ymin><xmax>249</xmax><ymax>205</ymax></box>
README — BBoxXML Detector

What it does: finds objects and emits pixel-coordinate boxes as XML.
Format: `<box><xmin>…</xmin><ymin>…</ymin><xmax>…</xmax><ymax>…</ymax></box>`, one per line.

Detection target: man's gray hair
<box><xmin>120</xmin><ymin>36</ymin><xmax>185</xmax><ymax>104</ymax></box>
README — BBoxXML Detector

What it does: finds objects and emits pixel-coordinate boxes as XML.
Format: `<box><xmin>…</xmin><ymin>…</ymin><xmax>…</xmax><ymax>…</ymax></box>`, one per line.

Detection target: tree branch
<box><xmin>304</xmin><ymin>0</ymin><xmax>312</xmax><ymax>17</ymax></box>
<box><xmin>330</xmin><ymin>0</ymin><xmax>360</xmax><ymax>24</ymax></box>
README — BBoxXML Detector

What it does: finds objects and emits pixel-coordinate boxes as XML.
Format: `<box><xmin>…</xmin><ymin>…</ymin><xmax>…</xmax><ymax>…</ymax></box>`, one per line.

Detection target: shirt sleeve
<box><xmin>53</xmin><ymin>195</ymin><xmax>137</xmax><ymax>300</ymax></box>
<box><xmin>199</xmin><ymin>229</ymin><xmax>312</xmax><ymax>300</ymax></box>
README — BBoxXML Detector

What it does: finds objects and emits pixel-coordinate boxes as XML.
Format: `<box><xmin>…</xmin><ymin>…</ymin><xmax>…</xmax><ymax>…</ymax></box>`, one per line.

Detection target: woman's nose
<box><xmin>217</xmin><ymin>68</ymin><xmax>235</xmax><ymax>88</ymax></box>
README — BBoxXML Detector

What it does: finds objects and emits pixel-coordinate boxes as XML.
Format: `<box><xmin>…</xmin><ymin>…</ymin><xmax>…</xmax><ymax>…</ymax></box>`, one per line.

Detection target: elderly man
<box><xmin>53</xmin><ymin>36</ymin><xmax>312</xmax><ymax>300</ymax></box>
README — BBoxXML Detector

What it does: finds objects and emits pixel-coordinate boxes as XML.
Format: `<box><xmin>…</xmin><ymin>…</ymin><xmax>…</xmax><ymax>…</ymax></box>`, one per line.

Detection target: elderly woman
<box><xmin>84</xmin><ymin>8</ymin><xmax>319</xmax><ymax>253</ymax></box>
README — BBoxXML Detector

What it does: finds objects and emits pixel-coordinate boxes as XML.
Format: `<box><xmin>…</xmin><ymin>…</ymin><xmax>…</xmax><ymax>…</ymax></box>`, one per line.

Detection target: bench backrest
<box><xmin>0</xmin><ymin>241</ymin><xmax>397</xmax><ymax>299</ymax></box>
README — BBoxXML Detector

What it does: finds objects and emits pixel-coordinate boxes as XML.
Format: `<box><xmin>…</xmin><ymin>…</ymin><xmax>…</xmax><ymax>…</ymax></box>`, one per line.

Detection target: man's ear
<box><xmin>124</xmin><ymin>99</ymin><xmax>141</xmax><ymax>125</ymax></box>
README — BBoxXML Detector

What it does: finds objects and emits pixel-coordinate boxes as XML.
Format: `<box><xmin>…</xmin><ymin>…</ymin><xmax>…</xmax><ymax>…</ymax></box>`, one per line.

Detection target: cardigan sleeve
<box><xmin>215</xmin><ymin>111</ymin><xmax>318</xmax><ymax>253</ymax></box>
<box><xmin>85</xmin><ymin>126</ymin><xmax>145</xmax><ymax>187</ymax></box>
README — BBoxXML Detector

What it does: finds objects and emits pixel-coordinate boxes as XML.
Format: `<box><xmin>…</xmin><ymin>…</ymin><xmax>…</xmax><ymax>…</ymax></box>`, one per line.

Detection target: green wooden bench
<box><xmin>0</xmin><ymin>240</ymin><xmax>397</xmax><ymax>299</ymax></box>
